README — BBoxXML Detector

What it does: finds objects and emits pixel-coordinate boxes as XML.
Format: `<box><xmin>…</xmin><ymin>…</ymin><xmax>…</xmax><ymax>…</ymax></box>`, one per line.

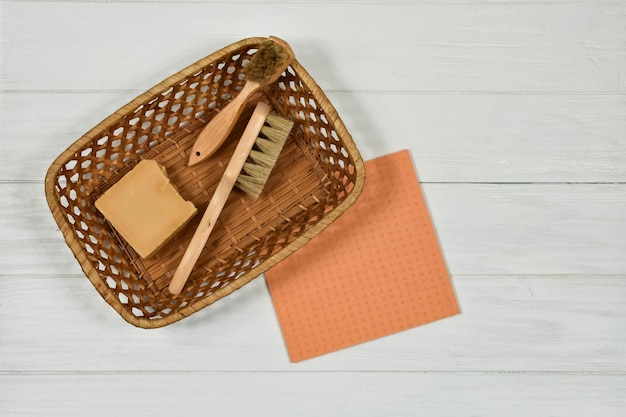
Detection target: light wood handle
<box><xmin>169</xmin><ymin>102</ymin><xmax>271</xmax><ymax>295</ymax></box>
<box><xmin>188</xmin><ymin>81</ymin><xmax>260</xmax><ymax>166</ymax></box>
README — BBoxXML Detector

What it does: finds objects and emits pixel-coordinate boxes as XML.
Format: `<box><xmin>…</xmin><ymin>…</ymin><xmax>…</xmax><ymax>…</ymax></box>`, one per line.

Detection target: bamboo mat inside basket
<box><xmin>265</xmin><ymin>150</ymin><xmax>460</xmax><ymax>362</ymax></box>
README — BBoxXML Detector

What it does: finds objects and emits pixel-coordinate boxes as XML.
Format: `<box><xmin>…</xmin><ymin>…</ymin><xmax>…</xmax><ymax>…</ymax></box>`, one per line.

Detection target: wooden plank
<box><xmin>1</xmin><ymin>274</ymin><xmax>624</xmax><ymax>372</ymax></box>
<box><xmin>426</xmin><ymin>183</ymin><xmax>626</xmax><ymax>275</ymax></box>
<box><xmin>5</xmin><ymin>0</ymin><xmax>616</xmax><ymax>3</ymax></box>
<box><xmin>1</xmin><ymin>372</ymin><xmax>624</xmax><ymax>417</ymax></box>
<box><xmin>2</xmin><ymin>3</ymin><xmax>624</xmax><ymax>92</ymax></box>
<box><xmin>2</xmin><ymin>183</ymin><xmax>624</xmax><ymax>275</ymax></box>
<box><xmin>3</xmin><ymin>92</ymin><xmax>626</xmax><ymax>183</ymax></box>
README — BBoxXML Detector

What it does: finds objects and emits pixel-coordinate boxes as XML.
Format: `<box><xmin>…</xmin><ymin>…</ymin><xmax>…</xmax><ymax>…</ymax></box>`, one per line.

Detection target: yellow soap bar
<box><xmin>95</xmin><ymin>159</ymin><xmax>197</xmax><ymax>259</ymax></box>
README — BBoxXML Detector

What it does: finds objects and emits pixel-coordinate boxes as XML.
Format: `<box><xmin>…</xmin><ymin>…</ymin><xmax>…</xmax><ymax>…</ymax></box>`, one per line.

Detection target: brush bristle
<box><xmin>244</xmin><ymin>40</ymin><xmax>290</xmax><ymax>84</ymax></box>
<box><xmin>236</xmin><ymin>112</ymin><xmax>293</xmax><ymax>198</ymax></box>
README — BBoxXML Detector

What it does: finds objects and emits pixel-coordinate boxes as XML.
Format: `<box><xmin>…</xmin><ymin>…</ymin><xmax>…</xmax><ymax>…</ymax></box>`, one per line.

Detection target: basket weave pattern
<box><xmin>45</xmin><ymin>37</ymin><xmax>364</xmax><ymax>328</ymax></box>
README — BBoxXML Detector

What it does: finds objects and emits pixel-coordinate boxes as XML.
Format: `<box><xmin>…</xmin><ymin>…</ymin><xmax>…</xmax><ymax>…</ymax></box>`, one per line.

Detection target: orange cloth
<box><xmin>265</xmin><ymin>150</ymin><xmax>460</xmax><ymax>362</ymax></box>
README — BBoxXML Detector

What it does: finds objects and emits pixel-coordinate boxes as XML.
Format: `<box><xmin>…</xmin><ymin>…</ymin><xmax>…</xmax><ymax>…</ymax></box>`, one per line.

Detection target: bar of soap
<box><xmin>95</xmin><ymin>159</ymin><xmax>197</xmax><ymax>259</ymax></box>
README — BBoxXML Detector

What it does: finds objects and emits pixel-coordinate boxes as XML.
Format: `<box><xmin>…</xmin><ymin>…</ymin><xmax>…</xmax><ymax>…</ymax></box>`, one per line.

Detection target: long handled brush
<box><xmin>169</xmin><ymin>101</ymin><xmax>293</xmax><ymax>295</ymax></box>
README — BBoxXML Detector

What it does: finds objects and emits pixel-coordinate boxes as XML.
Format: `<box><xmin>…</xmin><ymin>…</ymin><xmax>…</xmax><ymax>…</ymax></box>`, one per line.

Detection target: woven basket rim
<box><xmin>44</xmin><ymin>37</ymin><xmax>365</xmax><ymax>328</ymax></box>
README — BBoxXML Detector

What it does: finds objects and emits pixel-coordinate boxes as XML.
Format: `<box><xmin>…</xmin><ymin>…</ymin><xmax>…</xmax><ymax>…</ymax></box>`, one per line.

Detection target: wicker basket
<box><xmin>44</xmin><ymin>37</ymin><xmax>365</xmax><ymax>328</ymax></box>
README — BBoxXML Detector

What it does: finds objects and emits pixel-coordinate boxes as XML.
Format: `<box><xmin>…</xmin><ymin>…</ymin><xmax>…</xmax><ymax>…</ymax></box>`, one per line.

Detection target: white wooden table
<box><xmin>1</xmin><ymin>1</ymin><xmax>625</xmax><ymax>416</ymax></box>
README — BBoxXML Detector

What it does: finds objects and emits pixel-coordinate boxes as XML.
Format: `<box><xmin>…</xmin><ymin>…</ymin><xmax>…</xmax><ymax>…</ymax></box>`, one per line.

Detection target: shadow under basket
<box><xmin>44</xmin><ymin>37</ymin><xmax>365</xmax><ymax>328</ymax></box>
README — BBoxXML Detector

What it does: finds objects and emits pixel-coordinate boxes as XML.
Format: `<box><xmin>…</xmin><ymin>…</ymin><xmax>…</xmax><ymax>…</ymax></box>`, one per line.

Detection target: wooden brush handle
<box><xmin>188</xmin><ymin>81</ymin><xmax>261</xmax><ymax>166</ymax></box>
<box><xmin>169</xmin><ymin>102</ymin><xmax>271</xmax><ymax>295</ymax></box>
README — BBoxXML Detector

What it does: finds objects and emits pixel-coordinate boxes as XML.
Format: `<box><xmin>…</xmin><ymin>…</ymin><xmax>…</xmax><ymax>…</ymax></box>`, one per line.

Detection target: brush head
<box><xmin>236</xmin><ymin>112</ymin><xmax>293</xmax><ymax>198</ymax></box>
<box><xmin>245</xmin><ymin>39</ymin><xmax>292</xmax><ymax>85</ymax></box>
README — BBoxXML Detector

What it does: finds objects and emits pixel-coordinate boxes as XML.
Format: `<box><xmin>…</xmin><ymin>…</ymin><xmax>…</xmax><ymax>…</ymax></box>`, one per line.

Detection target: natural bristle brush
<box><xmin>188</xmin><ymin>36</ymin><xmax>295</xmax><ymax>167</ymax></box>
<box><xmin>169</xmin><ymin>101</ymin><xmax>293</xmax><ymax>295</ymax></box>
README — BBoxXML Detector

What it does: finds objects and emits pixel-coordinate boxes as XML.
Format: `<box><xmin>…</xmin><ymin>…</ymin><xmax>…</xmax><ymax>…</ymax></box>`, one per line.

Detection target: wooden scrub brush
<box><xmin>169</xmin><ymin>101</ymin><xmax>294</xmax><ymax>295</ymax></box>
<box><xmin>188</xmin><ymin>36</ymin><xmax>295</xmax><ymax>166</ymax></box>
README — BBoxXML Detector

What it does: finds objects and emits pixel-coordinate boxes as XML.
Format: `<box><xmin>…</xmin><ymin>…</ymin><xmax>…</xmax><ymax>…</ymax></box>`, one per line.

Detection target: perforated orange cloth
<box><xmin>265</xmin><ymin>150</ymin><xmax>460</xmax><ymax>362</ymax></box>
